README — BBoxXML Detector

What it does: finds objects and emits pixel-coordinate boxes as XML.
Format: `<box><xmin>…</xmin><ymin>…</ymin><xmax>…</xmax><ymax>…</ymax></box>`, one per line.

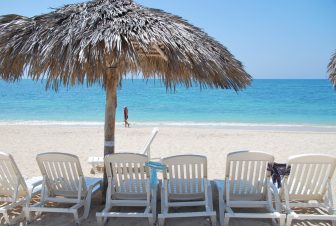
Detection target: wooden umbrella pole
<box><xmin>103</xmin><ymin>69</ymin><xmax>118</xmax><ymax>199</ymax></box>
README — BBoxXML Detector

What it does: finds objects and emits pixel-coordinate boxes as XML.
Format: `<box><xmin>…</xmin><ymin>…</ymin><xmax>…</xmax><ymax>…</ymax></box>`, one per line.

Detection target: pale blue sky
<box><xmin>0</xmin><ymin>0</ymin><xmax>335</xmax><ymax>79</ymax></box>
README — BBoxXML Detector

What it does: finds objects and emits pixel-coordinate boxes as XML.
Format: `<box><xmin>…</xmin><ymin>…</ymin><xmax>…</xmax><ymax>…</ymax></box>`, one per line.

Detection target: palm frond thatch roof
<box><xmin>0</xmin><ymin>0</ymin><xmax>251</xmax><ymax>90</ymax></box>
<box><xmin>328</xmin><ymin>51</ymin><xmax>336</xmax><ymax>87</ymax></box>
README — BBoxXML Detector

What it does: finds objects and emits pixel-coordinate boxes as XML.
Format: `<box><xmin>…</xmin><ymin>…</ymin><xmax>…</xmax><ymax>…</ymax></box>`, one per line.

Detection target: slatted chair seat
<box><xmin>0</xmin><ymin>152</ymin><xmax>42</xmax><ymax>225</ymax></box>
<box><xmin>281</xmin><ymin>154</ymin><xmax>336</xmax><ymax>226</ymax></box>
<box><xmin>112</xmin><ymin>178</ymin><xmax>148</xmax><ymax>200</ymax></box>
<box><xmin>23</xmin><ymin>152</ymin><xmax>102</xmax><ymax>226</ymax></box>
<box><xmin>112</xmin><ymin>192</ymin><xmax>147</xmax><ymax>200</ymax></box>
<box><xmin>96</xmin><ymin>153</ymin><xmax>156</xmax><ymax>226</ymax></box>
<box><xmin>227</xmin><ymin>180</ymin><xmax>270</xmax><ymax>201</ymax></box>
<box><xmin>167</xmin><ymin>178</ymin><xmax>206</xmax><ymax>200</ymax></box>
<box><xmin>158</xmin><ymin>155</ymin><xmax>216</xmax><ymax>226</ymax></box>
<box><xmin>169</xmin><ymin>192</ymin><xmax>205</xmax><ymax>201</ymax></box>
<box><xmin>215</xmin><ymin>151</ymin><xmax>285</xmax><ymax>226</ymax></box>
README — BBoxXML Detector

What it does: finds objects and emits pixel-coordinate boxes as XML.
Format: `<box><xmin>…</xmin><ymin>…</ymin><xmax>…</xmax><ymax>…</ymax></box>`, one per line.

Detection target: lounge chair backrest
<box><xmin>142</xmin><ymin>128</ymin><xmax>159</xmax><ymax>158</ymax></box>
<box><xmin>226</xmin><ymin>151</ymin><xmax>274</xmax><ymax>199</ymax></box>
<box><xmin>105</xmin><ymin>153</ymin><xmax>149</xmax><ymax>193</ymax></box>
<box><xmin>0</xmin><ymin>152</ymin><xmax>28</xmax><ymax>199</ymax></box>
<box><xmin>283</xmin><ymin>154</ymin><xmax>336</xmax><ymax>201</ymax></box>
<box><xmin>162</xmin><ymin>155</ymin><xmax>207</xmax><ymax>194</ymax></box>
<box><xmin>36</xmin><ymin>152</ymin><xmax>86</xmax><ymax>197</ymax></box>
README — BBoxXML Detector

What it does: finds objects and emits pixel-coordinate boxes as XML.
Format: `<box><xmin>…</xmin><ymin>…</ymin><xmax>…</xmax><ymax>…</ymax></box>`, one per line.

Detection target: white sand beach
<box><xmin>1</xmin><ymin>124</ymin><xmax>336</xmax><ymax>226</ymax></box>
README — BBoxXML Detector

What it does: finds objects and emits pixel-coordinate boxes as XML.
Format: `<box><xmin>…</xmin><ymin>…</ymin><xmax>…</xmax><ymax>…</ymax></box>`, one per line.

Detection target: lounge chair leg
<box><xmin>83</xmin><ymin>192</ymin><xmax>92</xmax><ymax>219</ymax></box>
<box><xmin>210</xmin><ymin>215</ymin><xmax>217</xmax><ymax>226</ymax></box>
<box><xmin>148</xmin><ymin>217</ymin><xmax>155</xmax><ymax>226</ymax></box>
<box><xmin>219</xmin><ymin>211</ymin><xmax>224</xmax><ymax>226</ymax></box>
<box><xmin>3</xmin><ymin>211</ymin><xmax>10</xmax><ymax>225</ymax></box>
<box><xmin>207</xmin><ymin>183</ymin><xmax>214</xmax><ymax>211</ymax></box>
<box><xmin>223</xmin><ymin>216</ymin><xmax>230</xmax><ymax>226</ymax></box>
<box><xmin>35</xmin><ymin>203</ymin><xmax>44</xmax><ymax>218</ymax></box>
<box><xmin>96</xmin><ymin>216</ymin><xmax>103</xmax><ymax>226</ymax></box>
<box><xmin>285</xmin><ymin>216</ymin><xmax>292</xmax><ymax>226</ymax></box>
<box><xmin>158</xmin><ymin>217</ymin><xmax>165</xmax><ymax>226</ymax></box>
<box><xmin>218</xmin><ymin>199</ymin><xmax>224</xmax><ymax>226</ymax></box>
<box><xmin>74</xmin><ymin>211</ymin><xmax>80</xmax><ymax>226</ymax></box>
<box><xmin>24</xmin><ymin>208</ymin><xmax>32</xmax><ymax>223</ymax></box>
<box><xmin>279</xmin><ymin>216</ymin><xmax>285</xmax><ymax>226</ymax></box>
<box><xmin>271</xmin><ymin>218</ymin><xmax>277</xmax><ymax>226</ymax></box>
<box><xmin>97</xmin><ymin>215</ymin><xmax>108</xmax><ymax>226</ymax></box>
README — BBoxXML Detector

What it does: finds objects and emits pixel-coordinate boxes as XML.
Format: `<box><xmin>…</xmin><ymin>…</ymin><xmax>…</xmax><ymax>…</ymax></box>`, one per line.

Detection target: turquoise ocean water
<box><xmin>0</xmin><ymin>79</ymin><xmax>335</xmax><ymax>126</ymax></box>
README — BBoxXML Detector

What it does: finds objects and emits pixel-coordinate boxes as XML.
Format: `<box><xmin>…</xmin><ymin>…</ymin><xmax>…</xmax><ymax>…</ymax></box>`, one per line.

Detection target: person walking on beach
<box><xmin>123</xmin><ymin>106</ymin><xmax>130</xmax><ymax>128</ymax></box>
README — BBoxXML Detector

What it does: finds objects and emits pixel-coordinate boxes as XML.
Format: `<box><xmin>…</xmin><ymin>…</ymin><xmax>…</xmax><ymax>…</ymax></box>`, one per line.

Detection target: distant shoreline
<box><xmin>1</xmin><ymin>120</ymin><xmax>336</xmax><ymax>132</ymax></box>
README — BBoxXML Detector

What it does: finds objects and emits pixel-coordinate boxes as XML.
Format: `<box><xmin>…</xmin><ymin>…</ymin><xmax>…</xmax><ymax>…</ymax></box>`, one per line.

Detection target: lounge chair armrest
<box><xmin>268</xmin><ymin>181</ymin><xmax>282</xmax><ymax>212</ymax></box>
<box><xmin>161</xmin><ymin>179</ymin><xmax>167</xmax><ymax>190</ymax></box>
<box><xmin>268</xmin><ymin>181</ymin><xmax>278</xmax><ymax>193</ymax></box>
<box><xmin>326</xmin><ymin>180</ymin><xmax>334</xmax><ymax>207</ymax></box>
<box><xmin>214</xmin><ymin>180</ymin><xmax>225</xmax><ymax>193</ymax></box>
<box><xmin>214</xmin><ymin>179</ymin><xmax>225</xmax><ymax>198</ymax></box>
<box><xmin>207</xmin><ymin>179</ymin><xmax>211</xmax><ymax>187</ymax></box>
<box><xmin>206</xmin><ymin>179</ymin><xmax>213</xmax><ymax>196</ymax></box>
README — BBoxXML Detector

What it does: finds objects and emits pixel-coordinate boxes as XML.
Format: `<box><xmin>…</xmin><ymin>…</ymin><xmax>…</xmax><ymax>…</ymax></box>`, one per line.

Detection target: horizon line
<box><xmin>12</xmin><ymin>77</ymin><xmax>330</xmax><ymax>80</ymax></box>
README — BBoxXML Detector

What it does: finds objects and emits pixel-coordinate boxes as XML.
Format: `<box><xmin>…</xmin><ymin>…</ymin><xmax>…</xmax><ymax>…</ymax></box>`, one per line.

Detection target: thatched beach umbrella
<box><xmin>0</xmin><ymin>0</ymin><xmax>251</xmax><ymax>192</ymax></box>
<box><xmin>328</xmin><ymin>51</ymin><xmax>336</xmax><ymax>87</ymax></box>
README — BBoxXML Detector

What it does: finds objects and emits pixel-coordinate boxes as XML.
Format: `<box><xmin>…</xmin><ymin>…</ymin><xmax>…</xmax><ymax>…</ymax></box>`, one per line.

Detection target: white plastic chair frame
<box><xmin>0</xmin><ymin>152</ymin><xmax>42</xmax><ymax>225</ymax></box>
<box><xmin>280</xmin><ymin>154</ymin><xmax>336</xmax><ymax>226</ymax></box>
<box><xmin>216</xmin><ymin>151</ymin><xmax>285</xmax><ymax>226</ymax></box>
<box><xmin>24</xmin><ymin>152</ymin><xmax>102</xmax><ymax>226</ymax></box>
<box><xmin>88</xmin><ymin>128</ymin><xmax>159</xmax><ymax>172</ymax></box>
<box><xmin>158</xmin><ymin>155</ymin><xmax>216</xmax><ymax>226</ymax></box>
<box><xmin>96</xmin><ymin>153</ymin><xmax>156</xmax><ymax>226</ymax></box>
<box><xmin>141</xmin><ymin>127</ymin><xmax>159</xmax><ymax>160</ymax></box>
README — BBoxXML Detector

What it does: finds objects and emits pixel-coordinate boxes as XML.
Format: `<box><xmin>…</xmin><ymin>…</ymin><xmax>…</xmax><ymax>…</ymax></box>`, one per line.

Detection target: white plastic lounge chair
<box><xmin>88</xmin><ymin>127</ymin><xmax>159</xmax><ymax>172</ymax></box>
<box><xmin>24</xmin><ymin>152</ymin><xmax>102</xmax><ymax>226</ymax></box>
<box><xmin>0</xmin><ymin>152</ymin><xmax>42</xmax><ymax>225</ymax></box>
<box><xmin>215</xmin><ymin>151</ymin><xmax>285</xmax><ymax>226</ymax></box>
<box><xmin>158</xmin><ymin>155</ymin><xmax>216</xmax><ymax>226</ymax></box>
<box><xmin>280</xmin><ymin>154</ymin><xmax>336</xmax><ymax>226</ymax></box>
<box><xmin>96</xmin><ymin>153</ymin><xmax>156</xmax><ymax>226</ymax></box>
